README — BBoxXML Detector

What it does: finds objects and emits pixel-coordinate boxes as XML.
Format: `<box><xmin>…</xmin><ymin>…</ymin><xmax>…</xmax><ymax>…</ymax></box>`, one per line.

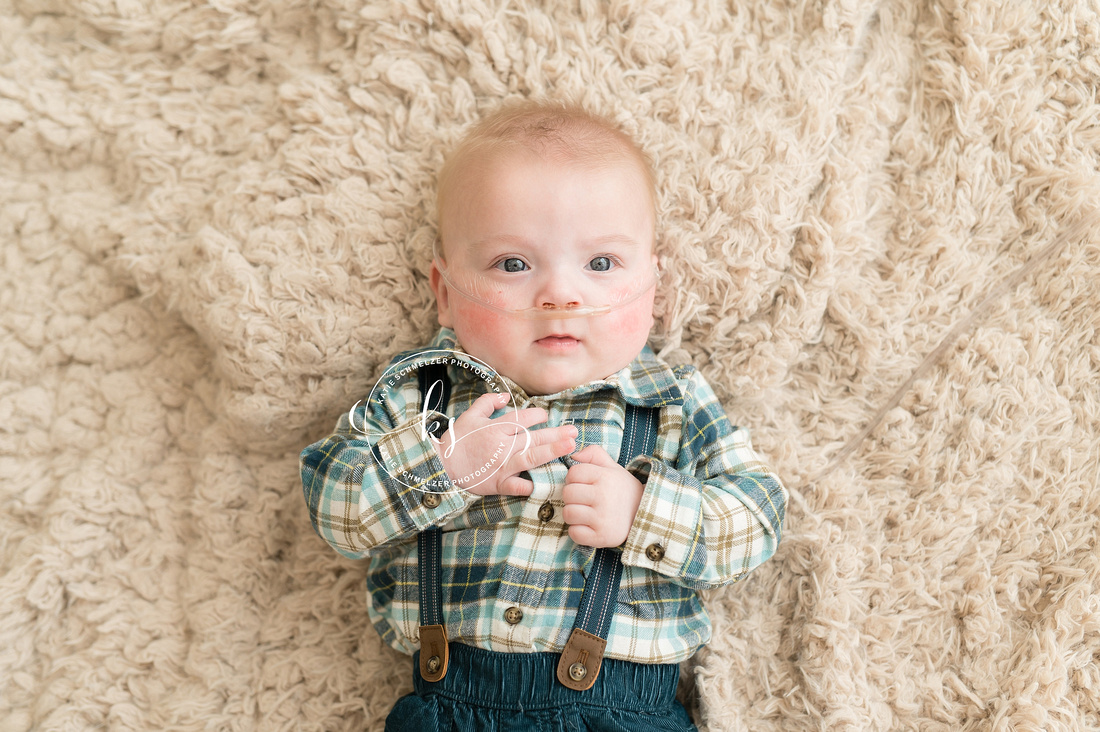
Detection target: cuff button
<box><xmin>422</xmin><ymin>492</ymin><xmax>442</xmax><ymax>508</ymax></box>
<box><xmin>645</xmin><ymin>543</ymin><xmax>665</xmax><ymax>562</ymax></box>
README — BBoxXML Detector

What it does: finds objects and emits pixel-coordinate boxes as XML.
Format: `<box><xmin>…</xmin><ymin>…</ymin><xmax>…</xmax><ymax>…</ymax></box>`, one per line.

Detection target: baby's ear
<box><xmin>429</xmin><ymin>259</ymin><xmax>454</xmax><ymax>328</ymax></box>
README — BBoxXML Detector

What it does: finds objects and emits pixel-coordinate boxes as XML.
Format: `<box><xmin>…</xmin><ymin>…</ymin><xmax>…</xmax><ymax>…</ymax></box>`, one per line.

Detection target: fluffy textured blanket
<box><xmin>2</xmin><ymin>0</ymin><xmax>1099</xmax><ymax>729</ymax></box>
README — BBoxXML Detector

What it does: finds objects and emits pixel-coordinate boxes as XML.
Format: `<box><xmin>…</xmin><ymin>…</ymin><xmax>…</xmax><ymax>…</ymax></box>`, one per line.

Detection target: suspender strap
<box><xmin>617</xmin><ymin>403</ymin><xmax>661</xmax><ymax>472</ymax></box>
<box><xmin>417</xmin><ymin>363</ymin><xmax>450</xmax><ymax>682</ymax></box>
<box><xmin>416</xmin><ymin>361</ymin><xmax>451</xmax><ymax>628</ymax></box>
<box><xmin>570</xmin><ymin>548</ymin><xmax>623</xmax><ymax>640</ymax></box>
<box><xmin>557</xmin><ymin>403</ymin><xmax>660</xmax><ymax>691</ymax></box>
<box><xmin>418</xmin><ymin>528</ymin><xmax>445</xmax><ymax>627</ymax></box>
<box><xmin>569</xmin><ymin>403</ymin><xmax>659</xmax><ymax>640</ymax></box>
<box><xmin>418</xmin><ymin>363</ymin><xmax>451</xmax><ymax>424</ymax></box>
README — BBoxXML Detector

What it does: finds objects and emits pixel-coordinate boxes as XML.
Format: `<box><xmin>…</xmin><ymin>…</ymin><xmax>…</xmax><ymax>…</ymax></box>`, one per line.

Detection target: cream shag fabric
<box><xmin>2</xmin><ymin>0</ymin><xmax>1099</xmax><ymax>729</ymax></box>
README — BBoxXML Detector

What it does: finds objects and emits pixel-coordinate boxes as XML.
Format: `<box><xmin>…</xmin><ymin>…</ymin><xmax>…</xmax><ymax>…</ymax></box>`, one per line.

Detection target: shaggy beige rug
<box><xmin>3</xmin><ymin>0</ymin><xmax>1099</xmax><ymax>729</ymax></box>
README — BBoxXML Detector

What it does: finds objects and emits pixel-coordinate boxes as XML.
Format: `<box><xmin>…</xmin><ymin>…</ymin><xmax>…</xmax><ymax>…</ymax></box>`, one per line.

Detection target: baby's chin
<box><xmin>515</xmin><ymin>377</ymin><xmax>578</xmax><ymax>398</ymax></box>
<box><xmin>452</xmin><ymin>334</ymin><xmax>639</xmax><ymax>398</ymax></box>
<box><xmin>510</xmin><ymin>363</ymin><xmax>630</xmax><ymax>398</ymax></box>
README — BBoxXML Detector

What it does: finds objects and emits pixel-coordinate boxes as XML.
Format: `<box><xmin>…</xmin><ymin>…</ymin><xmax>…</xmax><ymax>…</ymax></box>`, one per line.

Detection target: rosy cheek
<box><xmin>450</xmin><ymin>301</ymin><xmax>519</xmax><ymax>363</ymax></box>
<box><xmin>605</xmin><ymin>295</ymin><xmax>655</xmax><ymax>336</ymax></box>
<box><xmin>453</xmin><ymin>300</ymin><xmax>511</xmax><ymax>330</ymax></box>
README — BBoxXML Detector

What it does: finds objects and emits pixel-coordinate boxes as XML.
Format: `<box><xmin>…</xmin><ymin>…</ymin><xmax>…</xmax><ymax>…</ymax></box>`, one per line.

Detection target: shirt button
<box><xmin>504</xmin><ymin>606</ymin><xmax>523</xmax><ymax>625</ymax></box>
<box><xmin>425</xmin><ymin>415</ymin><xmax>449</xmax><ymax>437</ymax></box>
<box><xmin>422</xmin><ymin>492</ymin><xmax>442</xmax><ymax>509</ymax></box>
<box><xmin>645</xmin><ymin>543</ymin><xmax>665</xmax><ymax>562</ymax></box>
<box><xmin>537</xmin><ymin>502</ymin><xmax>555</xmax><ymax>522</ymax></box>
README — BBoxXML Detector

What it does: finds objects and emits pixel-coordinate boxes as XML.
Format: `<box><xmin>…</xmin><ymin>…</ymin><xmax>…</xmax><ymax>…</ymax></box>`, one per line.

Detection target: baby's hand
<box><xmin>435</xmin><ymin>393</ymin><xmax>577</xmax><ymax>498</ymax></box>
<box><xmin>563</xmin><ymin>445</ymin><xmax>644</xmax><ymax>548</ymax></box>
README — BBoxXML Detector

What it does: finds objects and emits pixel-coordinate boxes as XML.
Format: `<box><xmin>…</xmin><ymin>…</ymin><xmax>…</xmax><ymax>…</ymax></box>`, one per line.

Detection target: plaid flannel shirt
<box><xmin>301</xmin><ymin>328</ymin><xmax>786</xmax><ymax>664</ymax></box>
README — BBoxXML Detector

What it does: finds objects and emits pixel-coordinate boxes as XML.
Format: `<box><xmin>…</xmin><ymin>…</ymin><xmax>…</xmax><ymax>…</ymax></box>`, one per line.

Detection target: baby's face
<box><xmin>431</xmin><ymin>150</ymin><xmax>657</xmax><ymax>397</ymax></box>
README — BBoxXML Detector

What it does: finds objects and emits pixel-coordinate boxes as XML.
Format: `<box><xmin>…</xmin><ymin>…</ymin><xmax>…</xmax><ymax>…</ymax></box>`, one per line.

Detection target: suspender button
<box><xmin>538</xmin><ymin>502</ymin><xmax>555</xmax><ymax>522</ymax></box>
<box><xmin>504</xmin><ymin>606</ymin><xmax>524</xmax><ymax>625</ymax></box>
<box><xmin>422</xmin><ymin>492</ymin><xmax>442</xmax><ymax>508</ymax></box>
<box><xmin>645</xmin><ymin>543</ymin><xmax>665</xmax><ymax>562</ymax></box>
<box><xmin>426</xmin><ymin>655</ymin><xmax>442</xmax><ymax>674</ymax></box>
<box><xmin>568</xmin><ymin>662</ymin><xmax>587</xmax><ymax>681</ymax></box>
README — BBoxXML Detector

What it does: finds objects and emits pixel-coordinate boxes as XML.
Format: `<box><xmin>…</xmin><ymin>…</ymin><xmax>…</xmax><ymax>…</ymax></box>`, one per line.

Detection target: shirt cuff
<box><xmin>371</xmin><ymin>410</ymin><xmax>472</xmax><ymax>529</ymax></box>
<box><xmin>620</xmin><ymin>456</ymin><xmax>696</xmax><ymax>577</ymax></box>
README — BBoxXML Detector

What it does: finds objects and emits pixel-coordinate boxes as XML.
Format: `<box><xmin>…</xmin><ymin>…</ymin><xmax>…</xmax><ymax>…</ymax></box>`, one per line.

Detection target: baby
<box><xmin>301</xmin><ymin>100</ymin><xmax>787</xmax><ymax>731</ymax></box>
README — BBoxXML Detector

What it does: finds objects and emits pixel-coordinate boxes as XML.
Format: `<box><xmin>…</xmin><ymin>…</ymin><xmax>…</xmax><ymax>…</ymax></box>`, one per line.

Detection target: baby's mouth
<box><xmin>536</xmin><ymin>334</ymin><xmax>581</xmax><ymax>349</ymax></box>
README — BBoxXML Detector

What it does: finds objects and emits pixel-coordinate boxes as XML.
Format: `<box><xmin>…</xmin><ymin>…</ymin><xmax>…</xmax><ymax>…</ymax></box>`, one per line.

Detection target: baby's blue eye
<box><xmin>588</xmin><ymin>256</ymin><xmax>613</xmax><ymax>272</ymax></box>
<box><xmin>497</xmin><ymin>258</ymin><xmax>529</xmax><ymax>273</ymax></box>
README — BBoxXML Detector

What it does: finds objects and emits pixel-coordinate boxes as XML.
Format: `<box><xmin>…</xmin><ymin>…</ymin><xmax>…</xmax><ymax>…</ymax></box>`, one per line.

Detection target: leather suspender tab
<box><xmin>556</xmin><ymin>628</ymin><xmax>607</xmax><ymax>691</ymax></box>
<box><xmin>418</xmin><ymin>624</ymin><xmax>449</xmax><ymax>682</ymax></box>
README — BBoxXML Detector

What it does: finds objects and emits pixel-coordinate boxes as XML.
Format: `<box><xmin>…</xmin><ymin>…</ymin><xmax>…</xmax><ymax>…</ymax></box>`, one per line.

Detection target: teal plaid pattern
<box><xmin>301</xmin><ymin>328</ymin><xmax>787</xmax><ymax>663</ymax></box>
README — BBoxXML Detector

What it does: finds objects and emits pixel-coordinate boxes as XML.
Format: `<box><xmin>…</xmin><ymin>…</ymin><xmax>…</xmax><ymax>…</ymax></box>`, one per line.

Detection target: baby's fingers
<box><xmin>459</xmin><ymin>392</ymin><xmax>510</xmax><ymax>423</ymax></box>
<box><xmin>495</xmin><ymin>474</ymin><xmax>534</xmax><ymax>497</ymax></box>
<box><xmin>491</xmin><ymin>406</ymin><xmax>550</xmax><ymax>433</ymax></box>
<box><xmin>507</xmin><ymin>428</ymin><xmax>577</xmax><ymax>473</ymax></box>
<box><xmin>463</xmin><ymin>470</ymin><xmax>533</xmax><ymax>498</ymax></box>
<box><xmin>562</xmin><ymin>502</ymin><xmax>597</xmax><ymax>527</ymax></box>
<box><xmin>567</xmin><ymin>524</ymin><xmax>600</xmax><ymax>548</ymax></box>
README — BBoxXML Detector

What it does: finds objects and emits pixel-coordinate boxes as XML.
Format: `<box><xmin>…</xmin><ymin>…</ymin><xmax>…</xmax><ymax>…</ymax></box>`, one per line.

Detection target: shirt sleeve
<box><xmin>620</xmin><ymin>368</ymin><xmax>787</xmax><ymax>589</ymax></box>
<box><xmin>300</xmin><ymin>381</ymin><xmax>475</xmax><ymax>559</ymax></box>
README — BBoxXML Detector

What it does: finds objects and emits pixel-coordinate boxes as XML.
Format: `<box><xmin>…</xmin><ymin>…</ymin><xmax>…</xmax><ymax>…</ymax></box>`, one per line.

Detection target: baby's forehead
<box><xmin>439</xmin><ymin>148</ymin><xmax>653</xmax><ymax>221</ymax></box>
<box><xmin>462</xmin><ymin>146</ymin><xmax>646</xmax><ymax>185</ymax></box>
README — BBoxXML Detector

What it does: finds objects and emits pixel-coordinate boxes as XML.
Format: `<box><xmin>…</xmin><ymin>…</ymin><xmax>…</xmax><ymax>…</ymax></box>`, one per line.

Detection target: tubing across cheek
<box><xmin>448</xmin><ymin>269</ymin><xmax>513</xmax><ymax>311</ymax></box>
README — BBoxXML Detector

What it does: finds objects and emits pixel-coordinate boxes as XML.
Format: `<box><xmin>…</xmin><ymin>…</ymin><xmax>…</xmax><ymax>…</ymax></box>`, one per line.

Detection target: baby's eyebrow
<box><xmin>469</xmin><ymin>234</ymin><xmax>531</xmax><ymax>253</ymax></box>
<box><xmin>468</xmin><ymin>233</ymin><xmax>643</xmax><ymax>253</ymax></box>
<box><xmin>585</xmin><ymin>234</ymin><xmax>639</xmax><ymax>249</ymax></box>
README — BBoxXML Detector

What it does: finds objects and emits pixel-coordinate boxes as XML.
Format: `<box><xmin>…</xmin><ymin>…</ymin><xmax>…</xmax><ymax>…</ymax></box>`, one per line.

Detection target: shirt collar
<box><xmin>425</xmin><ymin>327</ymin><xmax>683</xmax><ymax>408</ymax></box>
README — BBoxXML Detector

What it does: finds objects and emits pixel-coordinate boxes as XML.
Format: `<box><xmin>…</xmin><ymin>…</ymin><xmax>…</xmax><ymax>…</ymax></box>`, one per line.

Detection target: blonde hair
<box><xmin>436</xmin><ymin>99</ymin><xmax>656</xmax><ymax>256</ymax></box>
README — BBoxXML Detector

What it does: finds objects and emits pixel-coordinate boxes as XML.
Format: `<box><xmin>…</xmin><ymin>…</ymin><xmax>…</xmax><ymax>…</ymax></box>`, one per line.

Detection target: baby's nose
<box><xmin>535</xmin><ymin>270</ymin><xmax>584</xmax><ymax>310</ymax></box>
